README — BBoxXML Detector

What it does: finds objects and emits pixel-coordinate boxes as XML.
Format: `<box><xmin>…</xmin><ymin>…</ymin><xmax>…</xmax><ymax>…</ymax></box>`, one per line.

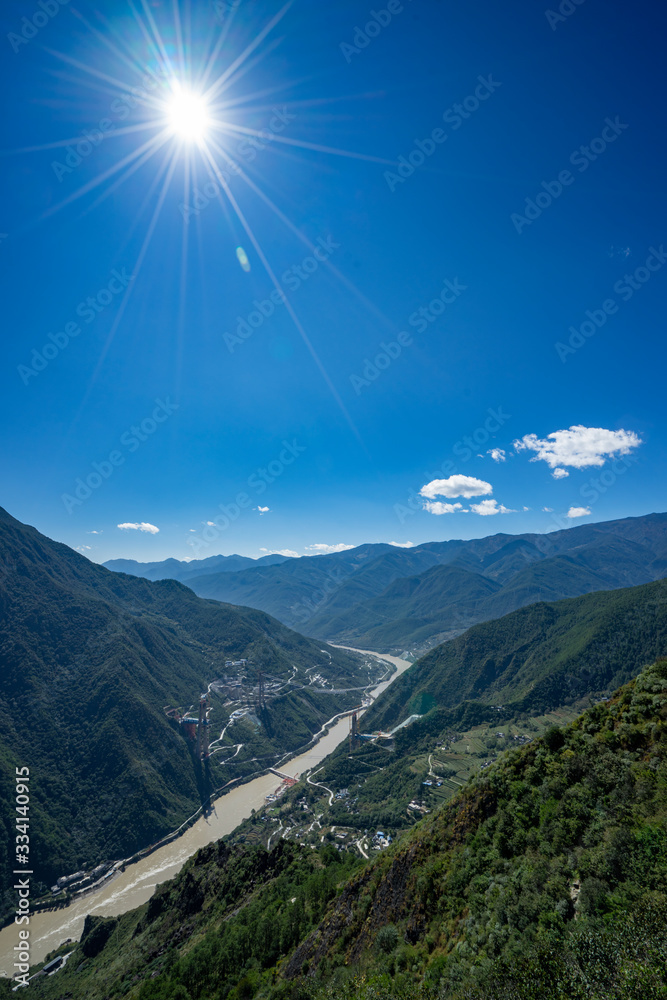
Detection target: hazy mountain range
<box><xmin>105</xmin><ymin>512</ymin><xmax>667</xmax><ymax>653</ymax></box>
<box><xmin>103</xmin><ymin>550</ymin><xmax>292</xmax><ymax>582</ymax></box>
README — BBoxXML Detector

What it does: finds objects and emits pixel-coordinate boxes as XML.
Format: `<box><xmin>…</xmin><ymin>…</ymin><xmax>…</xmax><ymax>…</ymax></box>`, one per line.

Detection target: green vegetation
<box><xmin>365</xmin><ymin>577</ymin><xmax>667</xmax><ymax>732</ymax></box>
<box><xmin>22</xmin><ymin>657</ymin><xmax>667</xmax><ymax>1000</ymax></box>
<box><xmin>0</xmin><ymin>508</ymin><xmax>376</xmax><ymax>920</ymax></box>
<box><xmin>181</xmin><ymin>513</ymin><xmax>667</xmax><ymax>652</ymax></box>
<box><xmin>225</xmin><ymin>700</ymin><xmax>582</xmax><ymax>859</ymax></box>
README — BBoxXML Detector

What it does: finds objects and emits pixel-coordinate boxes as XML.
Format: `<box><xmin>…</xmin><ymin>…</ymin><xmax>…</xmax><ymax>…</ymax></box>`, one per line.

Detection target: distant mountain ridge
<box><xmin>103</xmin><ymin>550</ymin><xmax>291</xmax><ymax>582</ymax></box>
<box><xmin>109</xmin><ymin>513</ymin><xmax>667</xmax><ymax>653</ymax></box>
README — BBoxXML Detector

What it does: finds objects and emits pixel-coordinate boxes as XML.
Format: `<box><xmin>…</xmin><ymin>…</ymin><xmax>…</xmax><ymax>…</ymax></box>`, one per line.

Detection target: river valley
<box><xmin>0</xmin><ymin>651</ymin><xmax>411</xmax><ymax>974</ymax></box>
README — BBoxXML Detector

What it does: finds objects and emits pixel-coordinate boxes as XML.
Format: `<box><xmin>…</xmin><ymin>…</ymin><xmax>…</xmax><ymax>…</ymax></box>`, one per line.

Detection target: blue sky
<box><xmin>1</xmin><ymin>0</ymin><xmax>665</xmax><ymax>563</ymax></box>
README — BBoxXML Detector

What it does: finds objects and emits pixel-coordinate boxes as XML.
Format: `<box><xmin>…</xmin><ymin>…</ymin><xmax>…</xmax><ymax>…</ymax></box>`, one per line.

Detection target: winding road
<box><xmin>306</xmin><ymin>767</ymin><xmax>335</xmax><ymax>806</ymax></box>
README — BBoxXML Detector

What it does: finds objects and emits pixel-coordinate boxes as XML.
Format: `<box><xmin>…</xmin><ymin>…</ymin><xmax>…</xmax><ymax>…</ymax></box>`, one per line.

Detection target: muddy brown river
<box><xmin>0</xmin><ymin>651</ymin><xmax>411</xmax><ymax>974</ymax></box>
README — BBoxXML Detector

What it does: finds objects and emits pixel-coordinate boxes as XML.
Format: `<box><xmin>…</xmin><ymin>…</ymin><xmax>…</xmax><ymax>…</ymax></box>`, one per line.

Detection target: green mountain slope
<box><xmin>307</xmin><ymin>565</ymin><xmax>502</xmax><ymax>650</ymax></box>
<box><xmin>24</xmin><ymin>657</ymin><xmax>667</xmax><ymax>1000</ymax></box>
<box><xmin>363</xmin><ymin>578</ymin><xmax>667</xmax><ymax>733</ymax></box>
<box><xmin>226</xmin><ymin>576</ymin><xmax>667</xmax><ymax>856</ymax></box>
<box><xmin>184</xmin><ymin>543</ymin><xmax>399</xmax><ymax>626</ymax></box>
<box><xmin>0</xmin><ymin>508</ymin><xmax>373</xmax><ymax>913</ymax></box>
<box><xmin>307</xmin><ymin>525</ymin><xmax>667</xmax><ymax>653</ymax></box>
<box><xmin>176</xmin><ymin>514</ymin><xmax>667</xmax><ymax>652</ymax></box>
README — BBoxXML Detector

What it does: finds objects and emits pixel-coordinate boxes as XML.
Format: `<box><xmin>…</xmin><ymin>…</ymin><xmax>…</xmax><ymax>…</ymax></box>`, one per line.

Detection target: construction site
<box><xmin>164</xmin><ymin>692</ymin><xmax>211</xmax><ymax>760</ymax></box>
<box><xmin>347</xmin><ymin>709</ymin><xmax>403</xmax><ymax>749</ymax></box>
<box><xmin>163</xmin><ymin>664</ymin><xmax>283</xmax><ymax>761</ymax></box>
<box><xmin>264</xmin><ymin>768</ymin><xmax>299</xmax><ymax>803</ymax></box>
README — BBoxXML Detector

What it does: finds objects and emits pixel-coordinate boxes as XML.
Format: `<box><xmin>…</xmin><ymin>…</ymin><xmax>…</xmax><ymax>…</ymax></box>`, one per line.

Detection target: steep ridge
<box><xmin>363</xmin><ymin>578</ymin><xmax>667</xmax><ymax>734</ymax></box>
<box><xmin>26</xmin><ymin>658</ymin><xmax>667</xmax><ymax>1000</ymax></box>
<box><xmin>185</xmin><ymin>543</ymin><xmax>399</xmax><ymax>625</ymax></box>
<box><xmin>0</xmin><ymin>508</ymin><xmax>370</xmax><ymax>912</ymax></box>
<box><xmin>308</xmin><ymin>521</ymin><xmax>667</xmax><ymax>652</ymax></box>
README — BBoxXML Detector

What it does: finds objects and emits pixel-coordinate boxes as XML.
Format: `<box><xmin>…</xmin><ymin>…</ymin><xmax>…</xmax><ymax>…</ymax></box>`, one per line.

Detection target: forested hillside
<box><xmin>0</xmin><ymin>508</ymin><xmax>373</xmax><ymax>916</ymax></box>
<box><xmin>170</xmin><ymin>513</ymin><xmax>667</xmax><ymax>653</ymax></box>
<box><xmin>364</xmin><ymin>577</ymin><xmax>667</xmax><ymax>733</ymax></box>
<box><xmin>225</xmin><ymin>576</ymin><xmax>667</xmax><ymax>860</ymax></box>
<box><xmin>23</xmin><ymin>657</ymin><xmax>667</xmax><ymax>1000</ymax></box>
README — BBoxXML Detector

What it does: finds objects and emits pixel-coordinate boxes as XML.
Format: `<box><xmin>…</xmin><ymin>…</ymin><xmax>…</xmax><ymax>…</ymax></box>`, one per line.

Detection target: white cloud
<box><xmin>552</xmin><ymin>468</ymin><xmax>569</xmax><ymax>479</ymax></box>
<box><xmin>420</xmin><ymin>475</ymin><xmax>493</xmax><ymax>499</ymax></box>
<box><xmin>75</xmin><ymin>545</ymin><xmax>92</xmax><ymax>552</ymax></box>
<box><xmin>389</xmin><ymin>541</ymin><xmax>415</xmax><ymax>547</ymax></box>
<box><xmin>206</xmin><ymin>521</ymin><xmax>216</xmax><ymax>526</ymax></box>
<box><xmin>189</xmin><ymin>529</ymin><xmax>196</xmax><ymax>532</ymax></box>
<box><xmin>488</xmin><ymin>448</ymin><xmax>506</xmax><ymax>462</ymax></box>
<box><xmin>255</xmin><ymin>506</ymin><xmax>270</xmax><ymax>515</ymax></box>
<box><xmin>522</xmin><ymin>506</ymin><xmax>531</xmax><ymax>511</ymax></box>
<box><xmin>566</xmin><ymin>506</ymin><xmax>592</xmax><ymax>519</ymax></box>
<box><xmin>469</xmin><ymin>499</ymin><xmax>516</xmax><ymax>516</ymax></box>
<box><xmin>423</xmin><ymin>501</ymin><xmax>464</xmax><ymax>515</ymax></box>
<box><xmin>117</xmin><ymin>522</ymin><xmax>160</xmax><ymax>534</ymax></box>
<box><xmin>261</xmin><ymin>548</ymin><xmax>298</xmax><ymax>558</ymax></box>
<box><xmin>305</xmin><ymin>543</ymin><xmax>355</xmax><ymax>554</ymax></box>
<box><xmin>514</xmin><ymin>425</ymin><xmax>641</xmax><ymax>471</ymax></box>
<box><xmin>87</xmin><ymin>530</ymin><xmax>102</xmax><ymax>535</ymax></box>
<box><xmin>542</xmin><ymin>507</ymin><xmax>554</xmax><ymax>512</ymax></box>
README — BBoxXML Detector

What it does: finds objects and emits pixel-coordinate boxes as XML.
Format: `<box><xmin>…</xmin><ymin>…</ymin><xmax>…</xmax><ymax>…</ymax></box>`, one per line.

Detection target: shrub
<box><xmin>376</xmin><ymin>924</ymin><xmax>399</xmax><ymax>953</ymax></box>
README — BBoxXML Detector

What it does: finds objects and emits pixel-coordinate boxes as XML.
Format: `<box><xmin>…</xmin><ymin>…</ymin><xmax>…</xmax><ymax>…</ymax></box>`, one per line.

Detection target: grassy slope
<box><xmin>21</xmin><ymin>657</ymin><xmax>667</xmax><ymax>1000</ymax></box>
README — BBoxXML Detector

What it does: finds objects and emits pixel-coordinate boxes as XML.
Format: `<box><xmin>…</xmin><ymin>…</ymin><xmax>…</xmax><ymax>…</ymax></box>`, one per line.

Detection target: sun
<box><xmin>165</xmin><ymin>85</ymin><xmax>211</xmax><ymax>142</ymax></box>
